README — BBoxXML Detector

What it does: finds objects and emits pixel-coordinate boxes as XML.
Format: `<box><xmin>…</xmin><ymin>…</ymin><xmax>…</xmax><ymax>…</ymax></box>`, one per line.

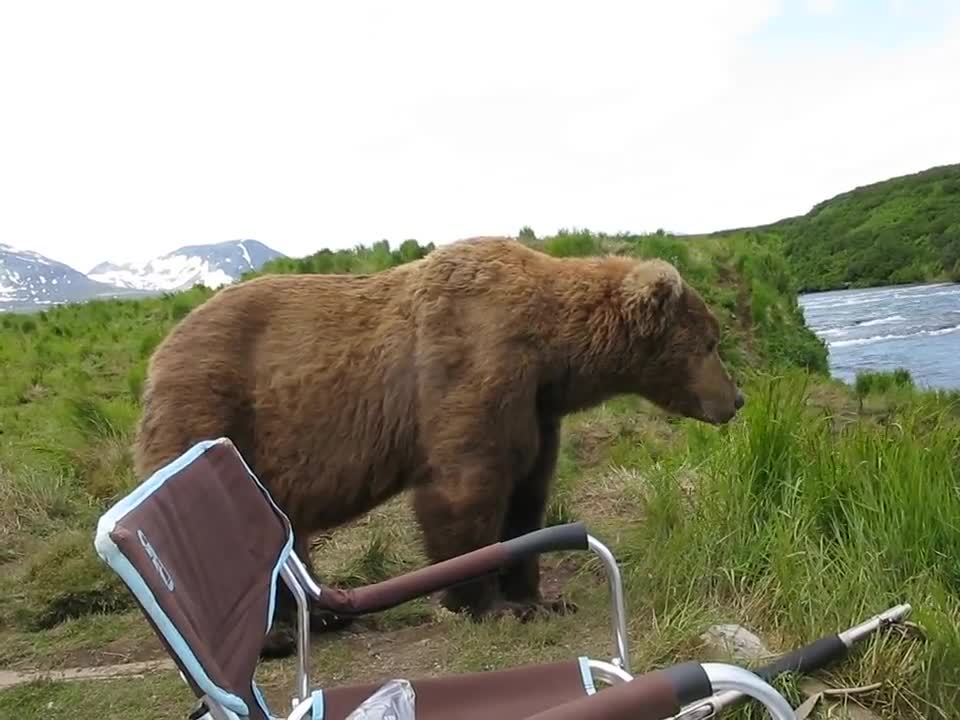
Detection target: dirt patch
<box><xmin>315</xmin><ymin>622</ymin><xmax>451</xmax><ymax>685</ymax></box>
<box><xmin>0</xmin><ymin>659</ymin><xmax>177</xmax><ymax>691</ymax></box>
<box><xmin>540</xmin><ymin>556</ymin><xmax>581</xmax><ymax>601</ymax></box>
<box><xmin>61</xmin><ymin>632</ymin><xmax>167</xmax><ymax>669</ymax></box>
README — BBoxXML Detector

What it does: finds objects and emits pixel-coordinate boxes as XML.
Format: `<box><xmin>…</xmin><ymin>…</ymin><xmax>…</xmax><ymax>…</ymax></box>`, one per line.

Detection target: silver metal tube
<box><xmin>669</xmin><ymin>700</ymin><xmax>721</xmax><ymax>720</ymax></box>
<box><xmin>700</xmin><ymin>663</ymin><xmax>795</xmax><ymax>720</ymax></box>
<box><xmin>587</xmin><ymin>534</ymin><xmax>631</xmax><ymax>673</ymax></box>
<box><xmin>838</xmin><ymin>603</ymin><xmax>911</xmax><ymax>646</ymax></box>
<box><xmin>287</xmin><ymin>695</ymin><xmax>316</xmax><ymax>720</ymax></box>
<box><xmin>675</xmin><ymin>688</ymin><xmax>742</xmax><ymax>717</ymax></box>
<box><xmin>285</xmin><ymin>550</ymin><xmax>324</xmax><ymax>601</ymax></box>
<box><xmin>281</xmin><ymin>560</ymin><xmax>311</xmax><ymax>706</ymax></box>
<box><xmin>586</xmin><ymin>658</ymin><xmax>634</xmax><ymax>686</ymax></box>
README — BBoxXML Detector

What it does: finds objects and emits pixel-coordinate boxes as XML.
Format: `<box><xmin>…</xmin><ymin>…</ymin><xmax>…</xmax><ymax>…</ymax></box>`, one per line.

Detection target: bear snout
<box><xmin>699</xmin><ymin>390</ymin><xmax>743</xmax><ymax>424</ymax></box>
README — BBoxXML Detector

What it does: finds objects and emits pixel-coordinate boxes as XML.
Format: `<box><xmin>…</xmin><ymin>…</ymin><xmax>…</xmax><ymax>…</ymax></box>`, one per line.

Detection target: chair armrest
<box><xmin>313</xmin><ymin>522</ymin><xmax>589</xmax><ymax>615</ymax></box>
<box><xmin>522</xmin><ymin>661</ymin><xmax>796</xmax><ymax>720</ymax></box>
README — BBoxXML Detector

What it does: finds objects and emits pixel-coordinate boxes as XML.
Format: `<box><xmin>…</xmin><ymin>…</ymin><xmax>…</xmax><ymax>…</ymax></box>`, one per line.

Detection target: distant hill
<box><xmin>88</xmin><ymin>239</ymin><xmax>285</xmax><ymax>292</ymax></box>
<box><xmin>712</xmin><ymin>163</ymin><xmax>960</xmax><ymax>292</ymax></box>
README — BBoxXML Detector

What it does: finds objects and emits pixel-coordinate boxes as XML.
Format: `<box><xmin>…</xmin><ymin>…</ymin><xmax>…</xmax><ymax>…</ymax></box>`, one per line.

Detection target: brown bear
<box><xmin>132</xmin><ymin>236</ymin><xmax>744</xmax><ymax>658</ymax></box>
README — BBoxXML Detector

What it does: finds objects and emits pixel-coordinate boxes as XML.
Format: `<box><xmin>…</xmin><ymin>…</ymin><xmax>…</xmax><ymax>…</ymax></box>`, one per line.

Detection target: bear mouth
<box><xmin>699</xmin><ymin>402</ymin><xmax>738</xmax><ymax>425</ymax></box>
<box><xmin>655</xmin><ymin>395</ymin><xmax>737</xmax><ymax>426</ymax></box>
<box><xmin>675</xmin><ymin>398</ymin><xmax>737</xmax><ymax>425</ymax></box>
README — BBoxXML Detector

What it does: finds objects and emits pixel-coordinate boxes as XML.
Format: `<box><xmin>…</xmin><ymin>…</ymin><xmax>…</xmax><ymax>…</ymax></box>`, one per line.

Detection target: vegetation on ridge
<box><xmin>1</xmin><ymin>232</ymin><xmax>958</xmax><ymax>718</ymax></box>
<box><xmin>710</xmin><ymin>163</ymin><xmax>960</xmax><ymax>292</ymax></box>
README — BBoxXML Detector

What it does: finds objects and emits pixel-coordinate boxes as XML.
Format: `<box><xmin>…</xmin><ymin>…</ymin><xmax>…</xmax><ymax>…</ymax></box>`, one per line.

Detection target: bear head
<box><xmin>619</xmin><ymin>258</ymin><xmax>745</xmax><ymax>425</ymax></box>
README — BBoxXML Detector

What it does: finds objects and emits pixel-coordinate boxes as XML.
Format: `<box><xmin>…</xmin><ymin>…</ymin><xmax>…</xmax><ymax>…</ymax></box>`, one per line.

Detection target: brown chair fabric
<box><xmin>94</xmin><ymin>437</ymin><xmax>292</xmax><ymax>720</ymax></box>
<box><xmin>320</xmin><ymin>659</ymin><xmax>595</xmax><ymax>720</ymax></box>
<box><xmin>522</xmin><ymin>668</ymin><xmax>681</xmax><ymax>720</ymax></box>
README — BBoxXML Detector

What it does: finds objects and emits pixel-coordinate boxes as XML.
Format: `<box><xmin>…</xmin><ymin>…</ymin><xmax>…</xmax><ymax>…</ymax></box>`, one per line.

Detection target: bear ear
<box><xmin>620</xmin><ymin>258</ymin><xmax>684</xmax><ymax>336</ymax></box>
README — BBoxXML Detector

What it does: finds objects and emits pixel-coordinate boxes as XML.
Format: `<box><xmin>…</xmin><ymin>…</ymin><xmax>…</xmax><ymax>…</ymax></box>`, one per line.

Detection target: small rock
<box><xmin>699</xmin><ymin>623</ymin><xmax>772</xmax><ymax>662</ymax></box>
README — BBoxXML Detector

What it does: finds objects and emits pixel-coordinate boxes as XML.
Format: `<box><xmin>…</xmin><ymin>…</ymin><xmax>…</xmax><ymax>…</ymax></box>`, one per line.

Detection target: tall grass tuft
<box><xmin>617</xmin><ymin>370</ymin><xmax>960</xmax><ymax>716</ymax></box>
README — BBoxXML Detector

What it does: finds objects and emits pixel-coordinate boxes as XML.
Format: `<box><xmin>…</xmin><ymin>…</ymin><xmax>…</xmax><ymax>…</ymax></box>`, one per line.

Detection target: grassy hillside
<box><xmin>712</xmin><ymin>163</ymin><xmax>960</xmax><ymax>292</ymax></box>
<box><xmin>1</xmin><ymin>232</ymin><xmax>959</xmax><ymax>718</ymax></box>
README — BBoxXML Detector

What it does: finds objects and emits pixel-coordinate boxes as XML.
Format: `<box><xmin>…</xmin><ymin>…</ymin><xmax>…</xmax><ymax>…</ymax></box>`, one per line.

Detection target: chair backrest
<box><xmin>94</xmin><ymin>437</ymin><xmax>293</xmax><ymax>720</ymax></box>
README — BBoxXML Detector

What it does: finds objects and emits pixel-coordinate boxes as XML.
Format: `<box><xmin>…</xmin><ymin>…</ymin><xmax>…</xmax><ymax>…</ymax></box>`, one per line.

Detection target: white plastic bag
<box><xmin>344</xmin><ymin>678</ymin><xmax>416</xmax><ymax>720</ymax></box>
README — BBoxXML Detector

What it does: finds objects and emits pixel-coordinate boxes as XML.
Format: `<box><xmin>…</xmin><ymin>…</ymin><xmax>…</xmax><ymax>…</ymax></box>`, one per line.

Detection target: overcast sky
<box><xmin>2</xmin><ymin>0</ymin><xmax>959</xmax><ymax>272</ymax></box>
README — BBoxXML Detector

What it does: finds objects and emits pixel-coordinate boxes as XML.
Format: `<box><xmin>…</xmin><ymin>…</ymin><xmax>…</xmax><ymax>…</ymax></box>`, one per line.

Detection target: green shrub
<box><xmin>855</xmin><ymin>368</ymin><xmax>915</xmax><ymax>407</ymax></box>
<box><xmin>542</xmin><ymin>229</ymin><xmax>600</xmax><ymax>257</ymax></box>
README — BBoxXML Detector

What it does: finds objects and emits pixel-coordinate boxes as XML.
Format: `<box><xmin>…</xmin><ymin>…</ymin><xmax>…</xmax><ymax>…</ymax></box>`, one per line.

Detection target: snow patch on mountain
<box><xmin>88</xmin><ymin>253</ymin><xmax>234</xmax><ymax>291</ymax></box>
<box><xmin>87</xmin><ymin>239</ymin><xmax>284</xmax><ymax>292</ymax></box>
<box><xmin>1</xmin><ymin>242</ymin><xmax>138</xmax><ymax>312</ymax></box>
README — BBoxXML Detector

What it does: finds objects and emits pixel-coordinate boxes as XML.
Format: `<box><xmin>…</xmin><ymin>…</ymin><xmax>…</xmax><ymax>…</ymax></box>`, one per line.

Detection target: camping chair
<box><xmin>94</xmin><ymin>437</ymin><xmax>798</xmax><ymax>720</ymax></box>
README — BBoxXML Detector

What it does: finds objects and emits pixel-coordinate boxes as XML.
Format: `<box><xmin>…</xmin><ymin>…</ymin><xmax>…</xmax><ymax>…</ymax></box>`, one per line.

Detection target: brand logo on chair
<box><xmin>137</xmin><ymin>529</ymin><xmax>175</xmax><ymax>591</ymax></box>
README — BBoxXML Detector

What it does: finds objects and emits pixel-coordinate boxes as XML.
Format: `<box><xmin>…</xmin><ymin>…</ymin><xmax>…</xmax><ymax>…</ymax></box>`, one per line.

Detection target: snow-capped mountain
<box><xmin>87</xmin><ymin>239</ymin><xmax>284</xmax><ymax>292</ymax></box>
<box><xmin>0</xmin><ymin>243</ymin><xmax>146</xmax><ymax>312</ymax></box>
<box><xmin>1</xmin><ymin>239</ymin><xmax>286</xmax><ymax>313</ymax></box>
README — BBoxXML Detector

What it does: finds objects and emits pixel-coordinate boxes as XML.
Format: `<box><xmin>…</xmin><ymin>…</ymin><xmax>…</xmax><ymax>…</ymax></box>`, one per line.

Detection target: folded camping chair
<box><xmin>94</xmin><ymin>437</ymin><xmax>796</xmax><ymax>720</ymax></box>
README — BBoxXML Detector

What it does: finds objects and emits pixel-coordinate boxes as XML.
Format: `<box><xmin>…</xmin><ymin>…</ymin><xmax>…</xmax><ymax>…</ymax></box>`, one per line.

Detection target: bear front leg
<box><xmin>498</xmin><ymin>416</ymin><xmax>577</xmax><ymax>617</ymax></box>
<box><xmin>498</xmin><ymin>415</ymin><xmax>559</xmax><ymax>603</ymax></box>
<box><xmin>412</xmin><ymin>478</ymin><xmax>509</xmax><ymax>618</ymax></box>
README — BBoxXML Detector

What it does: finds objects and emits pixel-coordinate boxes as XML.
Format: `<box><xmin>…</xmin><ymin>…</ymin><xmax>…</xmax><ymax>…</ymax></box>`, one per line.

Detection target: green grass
<box><xmin>2</xmin><ymin>232</ymin><xmax>956</xmax><ymax>718</ymax></box>
<box><xmin>618</xmin><ymin>370</ymin><xmax>960</xmax><ymax>717</ymax></box>
<box><xmin>0</xmin><ymin>675</ymin><xmax>198</xmax><ymax>720</ymax></box>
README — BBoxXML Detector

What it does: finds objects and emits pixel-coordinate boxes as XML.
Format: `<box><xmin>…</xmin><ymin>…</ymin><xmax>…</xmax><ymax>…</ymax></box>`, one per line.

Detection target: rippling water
<box><xmin>797</xmin><ymin>282</ymin><xmax>960</xmax><ymax>389</ymax></box>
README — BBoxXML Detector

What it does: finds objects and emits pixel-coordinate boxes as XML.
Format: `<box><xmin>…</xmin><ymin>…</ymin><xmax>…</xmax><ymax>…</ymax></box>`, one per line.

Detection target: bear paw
<box><xmin>491</xmin><ymin>596</ymin><xmax>579</xmax><ymax>622</ymax></box>
<box><xmin>259</xmin><ymin>610</ymin><xmax>355</xmax><ymax>660</ymax></box>
<box><xmin>260</xmin><ymin>624</ymin><xmax>296</xmax><ymax>660</ymax></box>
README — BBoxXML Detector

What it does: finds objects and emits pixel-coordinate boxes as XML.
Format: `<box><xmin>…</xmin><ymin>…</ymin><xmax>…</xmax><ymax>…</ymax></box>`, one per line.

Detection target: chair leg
<box><xmin>281</xmin><ymin>560</ymin><xmax>312</xmax><ymax>707</ymax></box>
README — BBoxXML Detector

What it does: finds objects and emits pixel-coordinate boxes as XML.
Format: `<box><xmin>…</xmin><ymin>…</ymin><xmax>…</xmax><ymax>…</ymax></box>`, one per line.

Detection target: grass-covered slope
<box><xmin>712</xmin><ymin>163</ymin><xmax>960</xmax><ymax>292</ymax></box>
<box><xmin>3</xmin><ymin>232</ymin><xmax>960</xmax><ymax>718</ymax></box>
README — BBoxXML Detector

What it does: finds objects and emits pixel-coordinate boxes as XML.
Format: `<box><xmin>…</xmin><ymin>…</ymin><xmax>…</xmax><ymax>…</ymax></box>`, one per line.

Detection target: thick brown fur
<box><xmin>132</xmin><ymin>236</ymin><xmax>744</xmax><ymax>658</ymax></box>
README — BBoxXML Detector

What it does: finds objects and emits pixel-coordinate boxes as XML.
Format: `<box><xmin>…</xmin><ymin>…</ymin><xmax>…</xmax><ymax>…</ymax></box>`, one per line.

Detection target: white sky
<box><xmin>2</xmin><ymin>0</ymin><xmax>959</xmax><ymax>272</ymax></box>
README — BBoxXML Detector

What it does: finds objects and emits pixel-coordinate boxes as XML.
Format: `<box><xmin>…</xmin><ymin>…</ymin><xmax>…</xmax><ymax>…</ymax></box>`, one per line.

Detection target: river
<box><xmin>797</xmin><ymin>282</ymin><xmax>960</xmax><ymax>390</ymax></box>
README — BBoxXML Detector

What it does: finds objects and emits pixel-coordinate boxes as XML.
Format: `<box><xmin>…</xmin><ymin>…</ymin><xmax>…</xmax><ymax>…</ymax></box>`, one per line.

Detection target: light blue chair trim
<box><xmin>310</xmin><ymin>689</ymin><xmax>325</xmax><ymax>720</ymax></box>
<box><xmin>577</xmin><ymin>656</ymin><xmax>597</xmax><ymax>695</ymax></box>
<box><xmin>94</xmin><ymin>437</ymin><xmax>295</xmax><ymax>718</ymax></box>
<box><xmin>252</xmin><ymin>682</ymin><xmax>274</xmax><ymax>719</ymax></box>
